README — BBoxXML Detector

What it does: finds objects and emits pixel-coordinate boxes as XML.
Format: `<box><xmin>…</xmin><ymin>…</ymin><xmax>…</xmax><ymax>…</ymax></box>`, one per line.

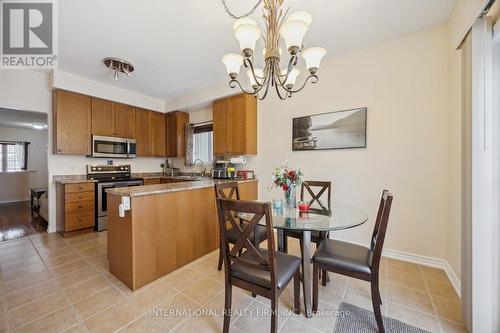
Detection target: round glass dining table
<box><xmin>247</xmin><ymin>202</ymin><xmax>368</xmax><ymax>317</ymax></box>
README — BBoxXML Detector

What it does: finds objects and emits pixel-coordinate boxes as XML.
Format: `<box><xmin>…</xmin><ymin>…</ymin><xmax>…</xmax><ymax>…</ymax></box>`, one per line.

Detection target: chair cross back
<box><xmin>301</xmin><ymin>181</ymin><xmax>332</xmax><ymax>210</ymax></box>
<box><xmin>215</xmin><ymin>182</ymin><xmax>240</xmax><ymax>200</ymax></box>
<box><xmin>217</xmin><ymin>198</ymin><xmax>277</xmax><ymax>275</ymax></box>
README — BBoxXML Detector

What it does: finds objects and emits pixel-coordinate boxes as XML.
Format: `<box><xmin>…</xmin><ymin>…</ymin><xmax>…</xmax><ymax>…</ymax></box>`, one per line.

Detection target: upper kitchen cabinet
<box><xmin>114</xmin><ymin>103</ymin><xmax>135</xmax><ymax>138</ymax></box>
<box><xmin>91</xmin><ymin>98</ymin><xmax>135</xmax><ymax>139</ymax></box>
<box><xmin>166</xmin><ymin>111</ymin><xmax>189</xmax><ymax>157</ymax></box>
<box><xmin>53</xmin><ymin>90</ymin><xmax>92</xmax><ymax>155</ymax></box>
<box><xmin>135</xmin><ymin>108</ymin><xmax>152</xmax><ymax>157</ymax></box>
<box><xmin>151</xmin><ymin>111</ymin><xmax>166</xmax><ymax>157</ymax></box>
<box><xmin>213</xmin><ymin>93</ymin><xmax>257</xmax><ymax>155</ymax></box>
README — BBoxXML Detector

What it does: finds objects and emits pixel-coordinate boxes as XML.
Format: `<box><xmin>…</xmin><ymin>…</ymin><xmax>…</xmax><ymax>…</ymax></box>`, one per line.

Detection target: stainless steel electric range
<box><xmin>87</xmin><ymin>165</ymin><xmax>143</xmax><ymax>231</ymax></box>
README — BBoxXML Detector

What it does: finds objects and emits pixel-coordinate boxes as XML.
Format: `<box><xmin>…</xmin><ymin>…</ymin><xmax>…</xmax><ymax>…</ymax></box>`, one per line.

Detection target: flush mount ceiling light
<box><xmin>221</xmin><ymin>0</ymin><xmax>326</xmax><ymax>100</ymax></box>
<box><xmin>103</xmin><ymin>57</ymin><xmax>134</xmax><ymax>80</ymax></box>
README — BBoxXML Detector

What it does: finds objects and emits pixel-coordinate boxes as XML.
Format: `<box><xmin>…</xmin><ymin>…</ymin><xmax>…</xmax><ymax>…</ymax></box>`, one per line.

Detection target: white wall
<box><xmin>0</xmin><ymin>125</ymin><xmax>48</xmax><ymax>188</ymax></box>
<box><xmin>168</xmin><ymin>26</ymin><xmax>452</xmax><ymax>262</ymax></box>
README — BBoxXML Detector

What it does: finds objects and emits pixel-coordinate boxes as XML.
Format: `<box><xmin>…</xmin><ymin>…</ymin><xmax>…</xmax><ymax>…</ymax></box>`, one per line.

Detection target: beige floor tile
<box><xmin>172</xmin><ymin>314</ymin><xmax>245</xmax><ymax>333</ymax></box>
<box><xmin>387</xmin><ymin>283</ymin><xmax>434</xmax><ymax>315</ymax></box>
<box><xmin>292</xmin><ymin>299</ymin><xmax>337</xmax><ymax>333</ymax></box>
<box><xmin>5</xmin><ymin>279</ymin><xmax>59</xmax><ymax>309</ymax></box>
<box><xmin>149</xmin><ymin>293</ymin><xmax>199</xmax><ymax>332</ymax></box>
<box><xmin>166</xmin><ymin>265</ymin><xmax>208</xmax><ymax>292</ymax></box>
<box><xmin>343</xmin><ymin>288</ymin><xmax>387</xmax><ymax>316</ymax></box>
<box><xmin>439</xmin><ymin>318</ymin><xmax>469</xmax><ymax>333</ymax></box>
<box><xmin>1</xmin><ymin>260</ymin><xmax>47</xmax><ymax>282</ymax></box>
<box><xmin>0</xmin><ymin>239</ymin><xmax>30</xmax><ymax>250</ymax></box>
<box><xmin>117</xmin><ymin>315</ymin><xmax>163</xmax><ymax>333</ymax></box>
<box><xmin>8</xmin><ymin>291</ymin><xmax>68</xmax><ymax>329</ymax></box>
<box><xmin>0</xmin><ymin>247</ymin><xmax>38</xmax><ymax>264</ymax></box>
<box><xmin>279</xmin><ymin>316</ymin><xmax>324</xmax><ymax>333</ymax></box>
<box><xmin>205</xmin><ymin>289</ymin><xmax>256</xmax><ymax>322</ymax></box>
<box><xmin>79</xmin><ymin>244</ymin><xmax>107</xmax><ymax>258</ymax></box>
<box><xmin>84</xmin><ymin>300</ymin><xmax>143</xmax><ymax>333</ymax></box>
<box><xmin>56</xmin><ymin>266</ymin><xmax>101</xmax><ymax>288</ymax></box>
<box><xmin>73</xmin><ymin>286</ymin><xmax>124</xmax><ymax>320</ymax></box>
<box><xmin>426</xmin><ymin>278</ymin><xmax>459</xmax><ymax>300</ymax></box>
<box><xmin>64</xmin><ymin>275</ymin><xmax>112</xmax><ymax>303</ymax></box>
<box><xmin>72</xmin><ymin>238</ymin><xmax>106</xmax><ymax>252</ymax></box>
<box><xmin>0</xmin><ymin>312</ymin><xmax>8</xmax><ymax>333</ymax></box>
<box><xmin>348</xmin><ymin>278</ymin><xmax>387</xmax><ymax>299</ymax></box>
<box><xmin>420</xmin><ymin>266</ymin><xmax>450</xmax><ymax>282</ymax></box>
<box><xmin>114</xmin><ymin>281</ymin><xmax>137</xmax><ymax>298</ymax></box>
<box><xmin>385</xmin><ymin>258</ymin><xmax>421</xmax><ymax>274</ymax></box>
<box><xmin>431</xmin><ymin>294</ymin><xmax>463</xmax><ymax>323</ymax></box>
<box><xmin>37</xmin><ymin>245</ymin><xmax>76</xmax><ymax>257</ymax></box>
<box><xmin>232</xmin><ymin>298</ymin><xmax>289</xmax><ymax>333</ymax></box>
<box><xmin>86</xmin><ymin>253</ymin><xmax>108</xmax><ymax>265</ymax></box>
<box><xmin>0</xmin><ymin>255</ymin><xmax>44</xmax><ymax>270</ymax></box>
<box><xmin>129</xmin><ymin>278</ymin><xmax>178</xmax><ymax>312</ymax></box>
<box><xmin>386</xmin><ymin>270</ymin><xmax>427</xmax><ymax>292</ymax></box>
<box><xmin>183</xmin><ymin>276</ymin><xmax>225</xmax><ymax>306</ymax></box>
<box><xmin>61</xmin><ymin>323</ymin><xmax>89</xmax><ymax>333</ymax></box>
<box><xmin>51</xmin><ymin>259</ymin><xmax>90</xmax><ymax>277</ymax></box>
<box><xmin>316</xmin><ymin>278</ymin><xmax>347</xmax><ymax>307</ymax></box>
<box><xmin>42</xmin><ymin>252</ymin><xmax>82</xmax><ymax>268</ymax></box>
<box><xmin>387</xmin><ymin>302</ymin><xmax>441</xmax><ymax>332</ymax></box>
<box><xmin>14</xmin><ymin>306</ymin><xmax>78</xmax><ymax>333</ymax></box>
<box><xmin>2</xmin><ymin>270</ymin><xmax>52</xmax><ymax>294</ymax></box>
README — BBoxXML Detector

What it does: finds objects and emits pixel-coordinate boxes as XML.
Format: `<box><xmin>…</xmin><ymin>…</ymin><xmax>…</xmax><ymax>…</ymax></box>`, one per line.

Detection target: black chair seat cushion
<box><xmin>227</xmin><ymin>224</ymin><xmax>267</xmax><ymax>244</ymax></box>
<box><xmin>285</xmin><ymin>230</ymin><xmax>328</xmax><ymax>243</ymax></box>
<box><xmin>231</xmin><ymin>249</ymin><xmax>301</xmax><ymax>289</ymax></box>
<box><xmin>313</xmin><ymin>239</ymin><xmax>372</xmax><ymax>275</ymax></box>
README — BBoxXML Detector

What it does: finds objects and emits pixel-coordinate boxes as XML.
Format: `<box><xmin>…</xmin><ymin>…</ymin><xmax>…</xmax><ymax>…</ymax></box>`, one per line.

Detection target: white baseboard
<box><xmin>383</xmin><ymin>248</ymin><xmax>461</xmax><ymax>298</ymax></box>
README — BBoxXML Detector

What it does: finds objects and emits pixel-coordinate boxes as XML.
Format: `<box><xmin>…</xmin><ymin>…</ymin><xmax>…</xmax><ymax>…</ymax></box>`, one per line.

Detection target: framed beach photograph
<box><xmin>292</xmin><ymin>107</ymin><xmax>367</xmax><ymax>151</ymax></box>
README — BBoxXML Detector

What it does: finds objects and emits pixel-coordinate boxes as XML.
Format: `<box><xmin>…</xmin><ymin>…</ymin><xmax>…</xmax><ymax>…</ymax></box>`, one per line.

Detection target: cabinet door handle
<box><xmin>78</xmin><ymin>218</ymin><xmax>83</xmax><ymax>222</ymax></box>
<box><xmin>78</xmin><ymin>205</ymin><xmax>83</xmax><ymax>209</ymax></box>
<box><xmin>78</xmin><ymin>196</ymin><xmax>83</xmax><ymax>199</ymax></box>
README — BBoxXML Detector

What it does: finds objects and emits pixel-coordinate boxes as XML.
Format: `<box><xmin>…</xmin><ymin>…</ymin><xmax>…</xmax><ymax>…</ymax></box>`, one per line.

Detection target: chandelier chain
<box><xmin>221</xmin><ymin>0</ymin><xmax>263</xmax><ymax>19</ymax></box>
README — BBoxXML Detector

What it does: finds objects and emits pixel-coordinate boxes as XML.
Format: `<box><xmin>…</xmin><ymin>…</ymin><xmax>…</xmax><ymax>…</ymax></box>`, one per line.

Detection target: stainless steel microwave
<box><xmin>91</xmin><ymin>135</ymin><xmax>136</xmax><ymax>158</ymax></box>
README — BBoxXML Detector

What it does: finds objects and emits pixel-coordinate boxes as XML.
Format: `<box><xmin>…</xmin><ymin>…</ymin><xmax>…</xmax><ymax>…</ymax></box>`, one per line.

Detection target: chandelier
<box><xmin>221</xmin><ymin>0</ymin><xmax>326</xmax><ymax>100</ymax></box>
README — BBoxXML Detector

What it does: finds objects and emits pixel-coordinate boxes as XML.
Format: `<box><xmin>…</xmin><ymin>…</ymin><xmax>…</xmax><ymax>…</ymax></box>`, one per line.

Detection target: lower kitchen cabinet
<box><xmin>56</xmin><ymin>182</ymin><xmax>95</xmax><ymax>235</ymax></box>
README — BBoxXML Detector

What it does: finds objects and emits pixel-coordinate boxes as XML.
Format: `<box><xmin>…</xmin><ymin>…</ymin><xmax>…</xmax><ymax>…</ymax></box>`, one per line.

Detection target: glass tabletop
<box><xmin>239</xmin><ymin>202</ymin><xmax>368</xmax><ymax>232</ymax></box>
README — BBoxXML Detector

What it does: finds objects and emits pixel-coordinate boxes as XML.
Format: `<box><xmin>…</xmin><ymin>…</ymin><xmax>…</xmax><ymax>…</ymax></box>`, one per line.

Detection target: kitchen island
<box><xmin>106</xmin><ymin>178</ymin><xmax>258</xmax><ymax>290</ymax></box>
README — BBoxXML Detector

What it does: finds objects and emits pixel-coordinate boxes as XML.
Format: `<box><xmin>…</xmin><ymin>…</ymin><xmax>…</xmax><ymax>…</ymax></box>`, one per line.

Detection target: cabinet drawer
<box><xmin>65</xmin><ymin>200</ymin><xmax>94</xmax><ymax>212</ymax></box>
<box><xmin>144</xmin><ymin>178</ymin><xmax>161</xmax><ymax>185</ymax></box>
<box><xmin>65</xmin><ymin>192</ymin><xmax>94</xmax><ymax>202</ymax></box>
<box><xmin>65</xmin><ymin>183</ymin><xmax>94</xmax><ymax>193</ymax></box>
<box><xmin>65</xmin><ymin>211</ymin><xmax>94</xmax><ymax>231</ymax></box>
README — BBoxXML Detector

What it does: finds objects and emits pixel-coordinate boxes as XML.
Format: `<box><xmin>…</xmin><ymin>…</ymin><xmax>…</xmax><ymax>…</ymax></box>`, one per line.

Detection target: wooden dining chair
<box><xmin>217</xmin><ymin>198</ymin><xmax>302</xmax><ymax>333</ymax></box>
<box><xmin>312</xmin><ymin>190</ymin><xmax>393</xmax><ymax>333</ymax></box>
<box><xmin>214</xmin><ymin>182</ymin><xmax>267</xmax><ymax>271</ymax></box>
<box><xmin>284</xmin><ymin>181</ymin><xmax>332</xmax><ymax>284</ymax></box>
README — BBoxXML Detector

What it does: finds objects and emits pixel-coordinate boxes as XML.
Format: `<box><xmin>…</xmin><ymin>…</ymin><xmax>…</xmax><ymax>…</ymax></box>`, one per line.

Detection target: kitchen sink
<box><xmin>173</xmin><ymin>175</ymin><xmax>203</xmax><ymax>181</ymax></box>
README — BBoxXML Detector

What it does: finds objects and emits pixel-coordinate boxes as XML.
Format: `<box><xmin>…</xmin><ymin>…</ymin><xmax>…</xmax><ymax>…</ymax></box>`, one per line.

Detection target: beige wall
<box><xmin>243</xmin><ymin>26</ymin><xmax>450</xmax><ymax>260</ymax></box>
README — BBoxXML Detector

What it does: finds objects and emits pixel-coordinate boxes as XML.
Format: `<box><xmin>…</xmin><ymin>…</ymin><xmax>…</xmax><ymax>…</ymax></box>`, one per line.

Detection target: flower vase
<box><xmin>284</xmin><ymin>184</ymin><xmax>297</xmax><ymax>208</ymax></box>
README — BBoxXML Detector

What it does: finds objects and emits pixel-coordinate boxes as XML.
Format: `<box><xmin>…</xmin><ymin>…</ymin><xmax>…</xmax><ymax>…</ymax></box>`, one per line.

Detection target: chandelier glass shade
<box><xmin>221</xmin><ymin>0</ymin><xmax>326</xmax><ymax>100</ymax></box>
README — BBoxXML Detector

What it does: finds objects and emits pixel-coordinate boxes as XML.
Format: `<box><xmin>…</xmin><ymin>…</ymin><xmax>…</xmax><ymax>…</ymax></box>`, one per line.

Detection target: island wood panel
<box><xmin>108</xmin><ymin>194</ymin><xmax>134</xmax><ymax>289</ymax></box>
<box><xmin>53</xmin><ymin>90</ymin><xmax>92</xmax><ymax>155</ymax></box>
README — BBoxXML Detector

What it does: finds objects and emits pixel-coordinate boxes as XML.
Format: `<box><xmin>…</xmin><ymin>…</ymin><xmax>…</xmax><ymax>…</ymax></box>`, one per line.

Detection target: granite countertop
<box><xmin>53</xmin><ymin>175</ymin><xmax>96</xmax><ymax>184</ymax></box>
<box><xmin>106</xmin><ymin>178</ymin><xmax>258</xmax><ymax>198</ymax></box>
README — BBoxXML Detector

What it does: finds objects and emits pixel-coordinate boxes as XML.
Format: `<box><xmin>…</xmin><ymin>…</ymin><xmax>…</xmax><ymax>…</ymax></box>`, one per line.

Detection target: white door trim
<box><xmin>470</xmin><ymin>17</ymin><xmax>494</xmax><ymax>333</ymax></box>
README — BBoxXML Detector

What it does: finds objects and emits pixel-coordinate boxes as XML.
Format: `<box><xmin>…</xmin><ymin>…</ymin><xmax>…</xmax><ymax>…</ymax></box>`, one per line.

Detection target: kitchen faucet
<box><xmin>193</xmin><ymin>159</ymin><xmax>206</xmax><ymax>177</ymax></box>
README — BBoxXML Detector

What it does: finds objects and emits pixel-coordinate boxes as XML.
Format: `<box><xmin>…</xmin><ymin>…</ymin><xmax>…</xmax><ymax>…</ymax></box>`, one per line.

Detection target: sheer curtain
<box><xmin>184</xmin><ymin>123</ymin><xmax>195</xmax><ymax>167</ymax></box>
<box><xmin>14</xmin><ymin>142</ymin><xmax>26</xmax><ymax>170</ymax></box>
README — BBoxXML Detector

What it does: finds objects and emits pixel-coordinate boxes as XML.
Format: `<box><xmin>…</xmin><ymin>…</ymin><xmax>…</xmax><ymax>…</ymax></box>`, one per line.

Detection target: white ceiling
<box><xmin>59</xmin><ymin>0</ymin><xmax>455</xmax><ymax>100</ymax></box>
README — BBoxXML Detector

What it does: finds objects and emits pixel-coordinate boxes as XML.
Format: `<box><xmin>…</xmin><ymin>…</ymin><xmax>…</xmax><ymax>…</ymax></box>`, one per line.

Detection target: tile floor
<box><xmin>0</xmin><ymin>232</ymin><xmax>467</xmax><ymax>333</ymax></box>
